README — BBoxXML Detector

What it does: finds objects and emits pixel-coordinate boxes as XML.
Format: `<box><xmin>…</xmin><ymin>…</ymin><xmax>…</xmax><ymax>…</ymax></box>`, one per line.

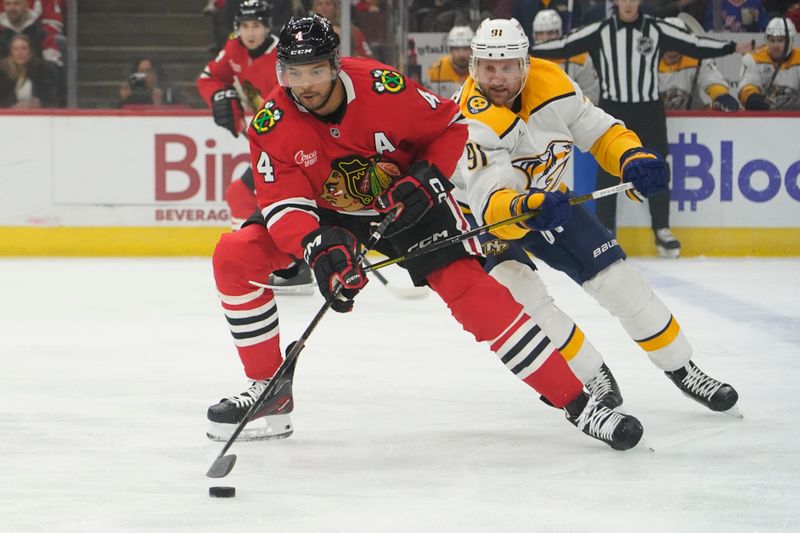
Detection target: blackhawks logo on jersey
<box><xmin>371</xmin><ymin>69</ymin><xmax>406</xmax><ymax>94</ymax></box>
<box><xmin>252</xmin><ymin>100</ymin><xmax>282</xmax><ymax>134</ymax></box>
<box><xmin>511</xmin><ymin>140</ymin><xmax>573</xmax><ymax>190</ymax></box>
<box><xmin>320</xmin><ymin>155</ymin><xmax>401</xmax><ymax>211</ymax></box>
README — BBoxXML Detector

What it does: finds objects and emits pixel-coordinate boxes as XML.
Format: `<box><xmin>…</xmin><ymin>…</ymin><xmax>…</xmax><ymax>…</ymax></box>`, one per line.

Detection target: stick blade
<box><xmin>207</xmin><ymin>454</ymin><xmax>237</xmax><ymax>478</ymax></box>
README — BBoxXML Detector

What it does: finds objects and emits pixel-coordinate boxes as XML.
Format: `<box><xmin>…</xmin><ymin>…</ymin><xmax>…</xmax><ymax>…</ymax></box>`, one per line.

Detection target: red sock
<box><xmin>427</xmin><ymin>258</ymin><xmax>582</xmax><ymax>408</ymax></box>
<box><xmin>212</xmin><ymin>225</ymin><xmax>293</xmax><ymax>379</ymax></box>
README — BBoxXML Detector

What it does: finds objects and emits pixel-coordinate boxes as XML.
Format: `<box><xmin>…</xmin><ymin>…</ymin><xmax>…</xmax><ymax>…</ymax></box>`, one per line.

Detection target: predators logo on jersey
<box><xmin>320</xmin><ymin>155</ymin><xmax>401</xmax><ymax>211</ymax></box>
<box><xmin>481</xmin><ymin>238</ymin><xmax>510</xmax><ymax>256</ymax></box>
<box><xmin>511</xmin><ymin>140</ymin><xmax>573</xmax><ymax>190</ymax></box>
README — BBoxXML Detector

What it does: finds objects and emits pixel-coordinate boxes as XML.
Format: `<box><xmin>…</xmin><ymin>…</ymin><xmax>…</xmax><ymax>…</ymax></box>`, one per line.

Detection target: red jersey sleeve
<box><xmin>247</xmin><ymin>116</ymin><xmax>321</xmax><ymax>259</ymax></box>
<box><xmin>197</xmin><ymin>38</ymin><xmax>238</xmax><ymax>107</ymax></box>
<box><xmin>395</xmin><ymin>78</ymin><xmax>468</xmax><ymax>180</ymax></box>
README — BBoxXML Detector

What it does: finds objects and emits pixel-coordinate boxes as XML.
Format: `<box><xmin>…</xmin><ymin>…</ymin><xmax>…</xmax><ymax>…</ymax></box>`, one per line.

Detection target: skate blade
<box><xmin>206</xmin><ymin>414</ymin><xmax>293</xmax><ymax>442</ymax></box>
<box><xmin>636</xmin><ymin>437</ymin><xmax>655</xmax><ymax>452</ymax></box>
<box><xmin>249</xmin><ymin>279</ymin><xmax>315</xmax><ymax>295</ymax></box>
<box><xmin>656</xmin><ymin>246</ymin><xmax>680</xmax><ymax>259</ymax></box>
<box><xmin>720</xmin><ymin>404</ymin><xmax>743</xmax><ymax>419</ymax></box>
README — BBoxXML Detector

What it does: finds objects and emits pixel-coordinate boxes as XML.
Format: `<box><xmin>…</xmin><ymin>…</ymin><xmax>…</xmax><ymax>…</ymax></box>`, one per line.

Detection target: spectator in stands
<box><xmin>428</xmin><ymin>25</ymin><xmax>472</xmax><ymax>98</ymax></box>
<box><xmin>737</xmin><ymin>17</ymin><xmax>800</xmax><ymax>109</ymax></box>
<box><xmin>532</xmin><ymin>9</ymin><xmax>599</xmax><ymax>103</ymax></box>
<box><xmin>118</xmin><ymin>58</ymin><xmax>183</xmax><ymax>108</ymax></box>
<box><xmin>705</xmin><ymin>0</ymin><xmax>770</xmax><ymax>31</ymax></box>
<box><xmin>0</xmin><ymin>0</ymin><xmax>59</xmax><ymax>64</ymax></box>
<box><xmin>659</xmin><ymin>17</ymin><xmax>741</xmax><ymax>110</ymax></box>
<box><xmin>512</xmin><ymin>0</ymin><xmax>582</xmax><ymax>42</ymax></box>
<box><xmin>205</xmin><ymin>0</ymin><xmax>235</xmax><ymax>53</ymax></box>
<box><xmin>786</xmin><ymin>2</ymin><xmax>800</xmax><ymax>28</ymax></box>
<box><xmin>312</xmin><ymin>0</ymin><xmax>372</xmax><ymax>57</ymax></box>
<box><xmin>0</xmin><ymin>33</ymin><xmax>57</xmax><ymax>107</ymax></box>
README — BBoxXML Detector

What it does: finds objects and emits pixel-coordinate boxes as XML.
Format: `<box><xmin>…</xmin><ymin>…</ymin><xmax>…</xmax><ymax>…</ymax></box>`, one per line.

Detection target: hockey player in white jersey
<box><xmin>738</xmin><ymin>17</ymin><xmax>800</xmax><ymax>110</ymax></box>
<box><xmin>659</xmin><ymin>17</ymin><xmax>740</xmax><ymax>111</ymax></box>
<box><xmin>453</xmin><ymin>18</ymin><xmax>740</xmax><ymax>416</ymax></box>
<box><xmin>532</xmin><ymin>10</ymin><xmax>599</xmax><ymax>104</ymax></box>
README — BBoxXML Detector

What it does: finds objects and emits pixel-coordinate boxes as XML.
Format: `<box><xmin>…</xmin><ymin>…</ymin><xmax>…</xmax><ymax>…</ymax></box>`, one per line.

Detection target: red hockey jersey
<box><xmin>247</xmin><ymin>57</ymin><xmax>468</xmax><ymax>259</ymax></box>
<box><xmin>197</xmin><ymin>32</ymin><xmax>279</xmax><ymax>112</ymax></box>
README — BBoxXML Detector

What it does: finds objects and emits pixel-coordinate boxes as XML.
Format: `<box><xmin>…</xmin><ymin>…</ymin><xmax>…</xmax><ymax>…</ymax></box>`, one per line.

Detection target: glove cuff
<box><xmin>620</xmin><ymin>147</ymin><xmax>660</xmax><ymax>171</ymax></box>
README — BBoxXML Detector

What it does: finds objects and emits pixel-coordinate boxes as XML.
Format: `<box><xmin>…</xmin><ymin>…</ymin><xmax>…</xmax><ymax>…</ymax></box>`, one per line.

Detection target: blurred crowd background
<box><xmin>0</xmin><ymin>0</ymin><xmax>798</xmax><ymax>110</ymax></box>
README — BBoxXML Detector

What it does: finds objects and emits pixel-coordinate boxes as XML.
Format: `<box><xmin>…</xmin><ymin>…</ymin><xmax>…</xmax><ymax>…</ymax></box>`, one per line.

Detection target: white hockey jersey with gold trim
<box><xmin>451</xmin><ymin>58</ymin><xmax>642</xmax><ymax>240</ymax></box>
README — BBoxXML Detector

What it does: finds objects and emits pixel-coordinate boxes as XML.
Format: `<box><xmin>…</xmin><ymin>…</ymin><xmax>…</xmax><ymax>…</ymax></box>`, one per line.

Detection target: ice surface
<box><xmin>1</xmin><ymin>257</ymin><xmax>798</xmax><ymax>532</ymax></box>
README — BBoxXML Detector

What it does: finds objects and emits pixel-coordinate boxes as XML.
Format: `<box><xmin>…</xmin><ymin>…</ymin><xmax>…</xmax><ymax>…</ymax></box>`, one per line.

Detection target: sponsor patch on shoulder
<box><xmin>251</xmin><ymin>100</ymin><xmax>283</xmax><ymax>134</ymax></box>
<box><xmin>467</xmin><ymin>95</ymin><xmax>490</xmax><ymax>114</ymax></box>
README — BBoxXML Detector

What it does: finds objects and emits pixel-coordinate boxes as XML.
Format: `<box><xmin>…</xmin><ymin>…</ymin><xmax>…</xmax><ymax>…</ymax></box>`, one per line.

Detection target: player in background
<box><xmin>532</xmin><ymin>9</ymin><xmax>599</xmax><ymax>104</ymax></box>
<box><xmin>427</xmin><ymin>25</ymin><xmax>473</xmax><ymax>98</ymax></box>
<box><xmin>207</xmin><ymin>14</ymin><xmax>645</xmax><ymax>451</ymax></box>
<box><xmin>737</xmin><ymin>17</ymin><xmax>800</xmax><ymax>111</ymax></box>
<box><xmin>453</xmin><ymin>19</ymin><xmax>740</xmax><ymax>418</ymax></box>
<box><xmin>659</xmin><ymin>17</ymin><xmax>740</xmax><ymax>111</ymax></box>
<box><xmin>197</xmin><ymin>0</ymin><xmax>314</xmax><ymax>291</ymax></box>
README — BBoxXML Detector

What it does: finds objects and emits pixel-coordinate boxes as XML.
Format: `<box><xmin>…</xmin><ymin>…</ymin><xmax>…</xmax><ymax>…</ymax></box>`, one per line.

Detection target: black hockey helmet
<box><xmin>276</xmin><ymin>15</ymin><xmax>341</xmax><ymax>86</ymax></box>
<box><xmin>235</xmin><ymin>0</ymin><xmax>271</xmax><ymax>29</ymax></box>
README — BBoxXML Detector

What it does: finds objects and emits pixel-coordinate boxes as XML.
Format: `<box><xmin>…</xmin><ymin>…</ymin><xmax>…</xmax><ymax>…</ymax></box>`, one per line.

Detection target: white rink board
<box><xmin>0</xmin><ymin>112</ymin><xmax>798</xmax><ymax>229</ymax></box>
<box><xmin>617</xmin><ymin>115</ymin><xmax>800</xmax><ymax>228</ymax></box>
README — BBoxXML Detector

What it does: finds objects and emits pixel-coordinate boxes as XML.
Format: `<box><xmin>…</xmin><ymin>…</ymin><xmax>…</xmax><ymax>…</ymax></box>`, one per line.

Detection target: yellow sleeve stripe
<box><xmin>589</xmin><ymin>125</ymin><xmax>644</xmax><ymax>177</ymax></box>
<box><xmin>484</xmin><ymin>189</ymin><xmax>531</xmax><ymax>240</ymax></box>
<box><xmin>706</xmin><ymin>84</ymin><xmax>729</xmax><ymax>100</ymax></box>
<box><xmin>558</xmin><ymin>325</ymin><xmax>585</xmax><ymax>362</ymax></box>
<box><xmin>636</xmin><ymin>316</ymin><xmax>681</xmax><ymax>352</ymax></box>
<box><xmin>738</xmin><ymin>84</ymin><xmax>761</xmax><ymax>104</ymax></box>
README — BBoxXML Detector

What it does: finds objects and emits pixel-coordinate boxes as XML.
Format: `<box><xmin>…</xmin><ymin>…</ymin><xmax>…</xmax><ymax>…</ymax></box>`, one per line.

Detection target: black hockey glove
<box><xmin>374</xmin><ymin>161</ymin><xmax>453</xmax><ymax>237</ymax></box>
<box><xmin>744</xmin><ymin>92</ymin><xmax>770</xmax><ymax>111</ymax></box>
<box><xmin>620</xmin><ymin>148</ymin><xmax>669</xmax><ymax>199</ymax></box>
<box><xmin>302</xmin><ymin>227</ymin><xmax>367</xmax><ymax>313</ymax></box>
<box><xmin>212</xmin><ymin>88</ymin><xmax>245</xmax><ymax>137</ymax></box>
<box><xmin>713</xmin><ymin>93</ymin><xmax>740</xmax><ymax>112</ymax></box>
<box><xmin>513</xmin><ymin>189</ymin><xmax>571</xmax><ymax>231</ymax></box>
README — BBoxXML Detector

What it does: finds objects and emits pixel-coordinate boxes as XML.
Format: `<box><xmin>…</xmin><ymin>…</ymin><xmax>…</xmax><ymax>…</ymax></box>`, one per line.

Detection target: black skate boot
<box><xmin>665</xmin><ymin>361</ymin><xmax>739</xmax><ymax>414</ymax></box>
<box><xmin>654</xmin><ymin>228</ymin><xmax>681</xmax><ymax>259</ymax></box>
<box><xmin>206</xmin><ymin>375</ymin><xmax>294</xmax><ymax>441</ymax></box>
<box><xmin>266</xmin><ymin>262</ymin><xmax>314</xmax><ymax>295</ymax></box>
<box><xmin>585</xmin><ymin>363</ymin><xmax>623</xmax><ymax>408</ymax></box>
<box><xmin>565</xmin><ymin>392</ymin><xmax>643</xmax><ymax>450</ymax></box>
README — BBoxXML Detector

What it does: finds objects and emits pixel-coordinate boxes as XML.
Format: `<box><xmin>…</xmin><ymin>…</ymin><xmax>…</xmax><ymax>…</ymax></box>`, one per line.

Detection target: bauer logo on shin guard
<box><xmin>593</xmin><ymin>239</ymin><xmax>618</xmax><ymax>258</ymax></box>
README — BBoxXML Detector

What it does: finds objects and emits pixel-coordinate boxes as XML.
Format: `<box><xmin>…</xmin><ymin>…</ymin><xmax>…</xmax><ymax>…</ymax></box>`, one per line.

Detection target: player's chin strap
<box><xmin>207</xmin><ymin>209</ymin><xmax>398</xmax><ymax>479</ymax></box>
<box><xmin>363</xmin><ymin>182</ymin><xmax>634</xmax><ymax>274</ymax></box>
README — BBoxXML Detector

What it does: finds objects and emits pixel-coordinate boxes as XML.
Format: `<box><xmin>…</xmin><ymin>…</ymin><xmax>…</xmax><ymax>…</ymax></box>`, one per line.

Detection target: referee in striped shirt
<box><xmin>531</xmin><ymin>0</ymin><xmax>754</xmax><ymax>258</ymax></box>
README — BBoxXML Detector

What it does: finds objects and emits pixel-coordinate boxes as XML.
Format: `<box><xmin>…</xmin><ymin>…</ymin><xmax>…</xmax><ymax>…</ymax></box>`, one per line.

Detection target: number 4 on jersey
<box><xmin>257</xmin><ymin>151</ymin><xmax>275</xmax><ymax>182</ymax></box>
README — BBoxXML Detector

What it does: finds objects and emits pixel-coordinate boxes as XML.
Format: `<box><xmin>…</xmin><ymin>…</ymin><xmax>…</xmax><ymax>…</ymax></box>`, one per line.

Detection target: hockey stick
<box><xmin>677</xmin><ymin>13</ymin><xmax>707</xmax><ymax>110</ymax></box>
<box><xmin>207</xmin><ymin>210</ymin><xmax>398</xmax><ymax>479</ymax></box>
<box><xmin>363</xmin><ymin>182</ymin><xmax>635</xmax><ymax>274</ymax></box>
<box><xmin>363</xmin><ymin>257</ymin><xmax>429</xmax><ymax>300</ymax></box>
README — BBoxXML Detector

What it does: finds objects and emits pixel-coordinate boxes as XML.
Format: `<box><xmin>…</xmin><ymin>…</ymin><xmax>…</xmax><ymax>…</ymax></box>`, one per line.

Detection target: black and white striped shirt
<box><xmin>531</xmin><ymin>14</ymin><xmax>736</xmax><ymax>103</ymax></box>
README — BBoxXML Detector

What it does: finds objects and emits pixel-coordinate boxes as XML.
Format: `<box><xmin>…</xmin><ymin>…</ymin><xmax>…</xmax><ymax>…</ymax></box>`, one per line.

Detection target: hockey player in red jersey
<box><xmin>207</xmin><ymin>14</ymin><xmax>645</xmax><ymax>451</ymax></box>
<box><xmin>197</xmin><ymin>0</ymin><xmax>313</xmax><ymax>290</ymax></box>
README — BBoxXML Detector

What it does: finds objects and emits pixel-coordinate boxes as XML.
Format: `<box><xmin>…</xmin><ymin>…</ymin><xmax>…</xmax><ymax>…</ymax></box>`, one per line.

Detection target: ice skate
<box><xmin>265</xmin><ymin>262</ymin><xmax>314</xmax><ymax>295</ymax></box>
<box><xmin>585</xmin><ymin>363</ymin><xmax>623</xmax><ymax>408</ymax></box>
<box><xmin>565</xmin><ymin>392</ymin><xmax>643</xmax><ymax>450</ymax></box>
<box><xmin>665</xmin><ymin>361</ymin><xmax>741</xmax><ymax>417</ymax></box>
<box><xmin>207</xmin><ymin>376</ymin><xmax>294</xmax><ymax>441</ymax></box>
<box><xmin>654</xmin><ymin>228</ymin><xmax>681</xmax><ymax>258</ymax></box>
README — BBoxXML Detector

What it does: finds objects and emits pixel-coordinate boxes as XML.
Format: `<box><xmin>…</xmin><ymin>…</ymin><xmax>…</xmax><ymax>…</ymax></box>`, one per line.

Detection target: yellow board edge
<box><xmin>0</xmin><ymin>226</ymin><xmax>798</xmax><ymax>257</ymax></box>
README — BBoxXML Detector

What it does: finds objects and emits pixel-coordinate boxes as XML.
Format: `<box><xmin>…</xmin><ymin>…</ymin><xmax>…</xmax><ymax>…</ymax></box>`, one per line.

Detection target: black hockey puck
<box><xmin>209</xmin><ymin>486</ymin><xmax>236</xmax><ymax>498</ymax></box>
